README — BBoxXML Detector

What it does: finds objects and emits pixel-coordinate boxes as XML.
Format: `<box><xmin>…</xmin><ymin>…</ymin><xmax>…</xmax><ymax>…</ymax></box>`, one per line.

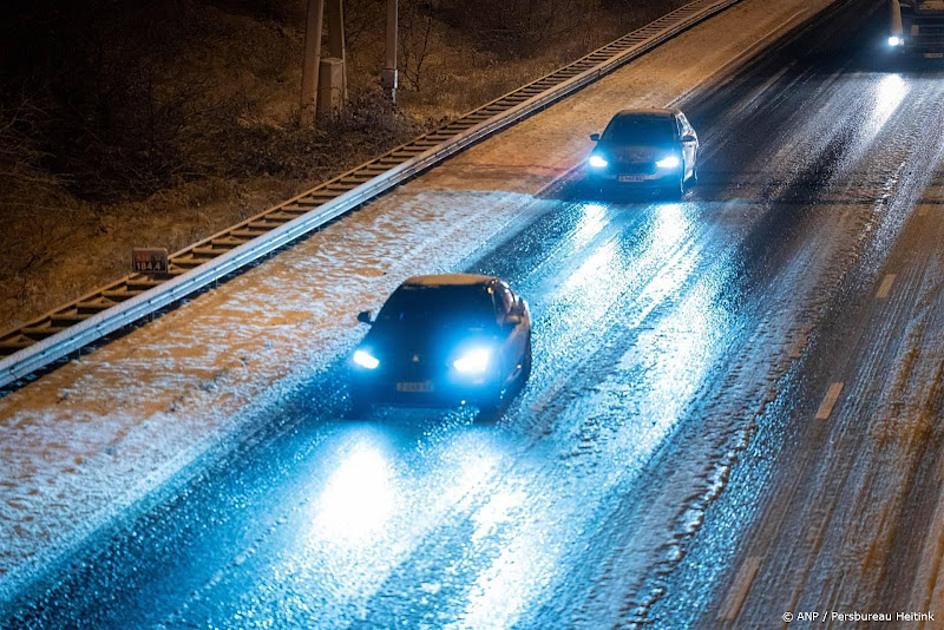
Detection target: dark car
<box><xmin>349</xmin><ymin>274</ymin><xmax>532</xmax><ymax>416</ymax></box>
<box><xmin>586</xmin><ymin>108</ymin><xmax>699</xmax><ymax>198</ymax></box>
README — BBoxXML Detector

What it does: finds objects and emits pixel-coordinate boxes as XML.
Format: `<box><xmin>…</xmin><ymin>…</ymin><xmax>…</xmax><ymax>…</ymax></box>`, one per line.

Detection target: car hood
<box><xmin>602</xmin><ymin>143</ymin><xmax>675</xmax><ymax>163</ymax></box>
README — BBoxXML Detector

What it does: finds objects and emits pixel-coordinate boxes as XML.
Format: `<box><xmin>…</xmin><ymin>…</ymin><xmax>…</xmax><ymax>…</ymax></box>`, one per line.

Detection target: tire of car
<box><xmin>476</xmin><ymin>395</ymin><xmax>505</xmax><ymax>423</ymax></box>
<box><xmin>519</xmin><ymin>339</ymin><xmax>533</xmax><ymax>383</ymax></box>
<box><xmin>477</xmin><ymin>408</ymin><xmax>499</xmax><ymax>423</ymax></box>
<box><xmin>477</xmin><ymin>340</ymin><xmax>532</xmax><ymax>422</ymax></box>
<box><xmin>477</xmin><ymin>378</ymin><xmax>510</xmax><ymax>423</ymax></box>
<box><xmin>345</xmin><ymin>388</ymin><xmax>373</xmax><ymax>419</ymax></box>
<box><xmin>662</xmin><ymin>181</ymin><xmax>684</xmax><ymax>201</ymax></box>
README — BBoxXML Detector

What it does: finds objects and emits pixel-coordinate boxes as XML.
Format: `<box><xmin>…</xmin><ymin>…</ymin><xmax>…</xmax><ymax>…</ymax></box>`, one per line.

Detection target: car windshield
<box><xmin>603</xmin><ymin>115</ymin><xmax>676</xmax><ymax>144</ymax></box>
<box><xmin>377</xmin><ymin>285</ymin><xmax>496</xmax><ymax>329</ymax></box>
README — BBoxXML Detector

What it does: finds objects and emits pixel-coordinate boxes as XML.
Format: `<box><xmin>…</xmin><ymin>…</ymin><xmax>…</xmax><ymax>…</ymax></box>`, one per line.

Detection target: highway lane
<box><xmin>6</xmin><ymin>1</ymin><xmax>944</xmax><ymax>627</ymax></box>
<box><xmin>0</xmin><ymin>0</ymin><xmax>832</xmax><ymax>601</ymax></box>
<box><xmin>627</xmin><ymin>11</ymin><xmax>944</xmax><ymax>627</ymax></box>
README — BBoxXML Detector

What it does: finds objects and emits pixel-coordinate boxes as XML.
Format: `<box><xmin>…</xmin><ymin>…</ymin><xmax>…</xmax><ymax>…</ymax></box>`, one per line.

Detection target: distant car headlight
<box><xmin>452</xmin><ymin>347</ymin><xmax>491</xmax><ymax>376</ymax></box>
<box><xmin>353</xmin><ymin>349</ymin><xmax>380</xmax><ymax>370</ymax></box>
<box><xmin>588</xmin><ymin>154</ymin><xmax>609</xmax><ymax>169</ymax></box>
<box><xmin>888</xmin><ymin>35</ymin><xmax>903</xmax><ymax>47</ymax></box>
<box><xmin>656</xmin><ymin>155</ymin><xmax>681</xmax><ymax>169</ymax></box>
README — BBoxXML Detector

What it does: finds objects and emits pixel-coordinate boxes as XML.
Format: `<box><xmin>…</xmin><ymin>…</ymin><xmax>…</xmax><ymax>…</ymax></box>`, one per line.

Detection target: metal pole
<box><xmin>326</xmin><ymin>0</ymin><xmax>348</xmax><ymax>102</ymax></box>
<box><xmin>382</xmin><ymin>0</ymin><xmax>398</xmax><ymax>103</ymax></box>
<box><xmin>300</xmin><ymin>0</ymin><xmax>325</xmax><ymax>125</ymax></box>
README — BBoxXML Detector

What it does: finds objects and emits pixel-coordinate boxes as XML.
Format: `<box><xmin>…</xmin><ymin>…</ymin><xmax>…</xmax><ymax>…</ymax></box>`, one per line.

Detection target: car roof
<box><xmin>401</xmin><ymin>273</ymin><xmax>496</xmax><ymax>288</ymax></box>
<box><xmin>613</xmin><ymin>108</ymin><xmax>679</xmax><ymax>119</ymax></box>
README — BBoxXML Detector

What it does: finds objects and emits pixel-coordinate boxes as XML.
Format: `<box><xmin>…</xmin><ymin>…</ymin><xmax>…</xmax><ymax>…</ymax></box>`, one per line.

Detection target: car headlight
<box><xmin>353</xmin><ymin>349</ymin><xmax>380</xmax><ymax>370</ymax></box>
<box><xmin>588</xmin><ymin>154</ymin><xmax>609</xmax><ymax>169</ymax></box>
<box><xmin>452</xmin><ymin>347</ymin><xmax>491</xmax><ymax>376</ymax></box>
<box><xmin>656</xmin><ymin>155</ymin><xmax>681</xmax><ymax>169</ymax></box>
<box><xmin>888</xmin><ymin>35</ymin><xmax>903</xmax><ymax>47</ymax></box>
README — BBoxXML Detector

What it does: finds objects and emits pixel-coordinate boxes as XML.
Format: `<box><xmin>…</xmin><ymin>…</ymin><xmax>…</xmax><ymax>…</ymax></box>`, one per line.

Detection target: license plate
<box><xmin>925</xmin><ymin>52</ymin><xmax>944</xmax><ymax>59</ymax></box>
<box><xmin>619</xmin><ymin>175</ymin><xmax>647</xmax><ymax>183</ymax></box>
<box><xmin>396</xmin><ymin>381</ymin><xmax>433</xmax><ymax>393</ymax></box>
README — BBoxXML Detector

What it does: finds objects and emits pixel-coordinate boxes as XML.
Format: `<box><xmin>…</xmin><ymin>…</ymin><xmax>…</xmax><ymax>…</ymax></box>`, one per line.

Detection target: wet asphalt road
<box><xmin>5</xmin><ymin>1</ymin><xmax>944</xmax><ymax>627</ymax></box>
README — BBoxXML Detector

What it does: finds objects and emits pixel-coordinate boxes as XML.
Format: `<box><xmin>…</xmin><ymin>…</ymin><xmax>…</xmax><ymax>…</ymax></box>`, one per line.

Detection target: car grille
<box><xmin>614</xmin><ymin>161</ymin><xmax>657</xmax><ymax>175</ymax></box>
<box><xmin>389</xmin><ymin>356</ymin><xmax>438</xmax><ymax>381</ymax></box>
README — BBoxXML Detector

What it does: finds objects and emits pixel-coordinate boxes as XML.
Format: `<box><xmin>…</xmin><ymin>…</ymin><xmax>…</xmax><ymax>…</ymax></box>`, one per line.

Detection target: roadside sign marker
<box><xmin>132</xmin><ymin>248</ymin><xmax>170</xmax><ymax>275</ymax></box>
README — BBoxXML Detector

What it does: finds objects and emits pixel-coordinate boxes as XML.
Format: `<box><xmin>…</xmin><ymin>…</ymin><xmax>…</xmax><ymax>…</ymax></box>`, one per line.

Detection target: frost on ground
<box><xmin>0</xmin><ymin>0</ymin><xmax>833</xmax><ymax>599</ymax></box>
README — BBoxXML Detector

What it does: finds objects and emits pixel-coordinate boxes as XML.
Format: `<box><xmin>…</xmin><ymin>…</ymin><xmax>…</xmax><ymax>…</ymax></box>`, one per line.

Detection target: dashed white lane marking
<box><xmin>815</xmin><ymin>382</ymin><xmax>844</xmax><ymax>420</ymax></box>
<box><xmin>787</xmin><ymin>332</ymin><xmax>808</xmax><ymax>360</ymax></box>
<box><xmin>718</xmin><ymin>555</ymin><xmax>762</xmax><ymax>622</ymax></box>
<box><xmin>875</xmin><ymin>274</ymin><xmax>897</xmax><ymax>299</ymax></box>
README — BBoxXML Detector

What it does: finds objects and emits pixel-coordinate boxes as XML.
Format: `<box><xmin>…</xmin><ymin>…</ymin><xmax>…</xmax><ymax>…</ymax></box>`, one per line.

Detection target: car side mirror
<box><xmin>504</xmin><ymin>313</ymin><xmax>523</xmax><ymax>328</ymax></box>
<box><xmin>681</xmin><ymin>134</ymin><xmax>697</xmax><ymax>143</ymax></box>
<box><xmin>357</xmin><ymin>310</ymin><xmax>373</xmax><ymax>325</ymax></box>
<box><xmin>589</xmin><ymin>133</ymin><xmax>601</xmax><ymax>142</ymax></box>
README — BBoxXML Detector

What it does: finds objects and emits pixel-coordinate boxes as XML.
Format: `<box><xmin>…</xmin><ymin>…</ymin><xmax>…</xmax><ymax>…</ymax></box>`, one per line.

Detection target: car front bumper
<box><xmin>351</xmin><ymin>373</ymin><xmax>501</xmax><ymax>408</ymax></box>
<box><xmin>588</xmin><ymin>168</ymin><xmax>681</xmax><ymax>187</ymax></box>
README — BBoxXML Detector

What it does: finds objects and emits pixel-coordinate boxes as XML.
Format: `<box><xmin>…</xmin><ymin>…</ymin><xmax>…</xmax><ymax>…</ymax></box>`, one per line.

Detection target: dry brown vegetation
<box><xmin>0</xmin><ymin>0</ymin><xmax>685</xmax><ymax>331</ymax></box>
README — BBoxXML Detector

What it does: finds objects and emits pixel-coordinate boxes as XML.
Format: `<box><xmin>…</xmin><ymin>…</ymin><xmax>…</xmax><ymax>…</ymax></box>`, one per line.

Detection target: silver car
<box><xmin>586</xmin><ymin>108</ymin><xmax>699</xmax><ymax>198</ymax></box>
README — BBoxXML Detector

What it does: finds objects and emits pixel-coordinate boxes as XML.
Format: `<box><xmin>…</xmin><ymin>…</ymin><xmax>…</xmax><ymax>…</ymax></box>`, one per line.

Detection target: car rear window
<box><xmin>603</xmin><ymin>115</ymin><xmax>676</xmax><ymax>144</ymax></box>
<box><xmin>377</xmin><ymin>285</ymin><xmax>496</xmax><ymax>328</ymax></box>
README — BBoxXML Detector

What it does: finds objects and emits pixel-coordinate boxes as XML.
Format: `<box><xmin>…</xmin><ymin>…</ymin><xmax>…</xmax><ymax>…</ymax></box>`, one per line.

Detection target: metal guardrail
<box><xmin>0</xmin><ymin>0</ymin><xmax>742</xmax><ymax>389</ymax></box>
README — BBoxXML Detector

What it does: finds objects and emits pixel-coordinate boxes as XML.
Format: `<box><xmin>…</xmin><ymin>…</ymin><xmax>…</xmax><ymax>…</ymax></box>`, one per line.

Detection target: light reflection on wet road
<box><xmin>5</xmin><ymin>2</ymin><xmax>944</xmax><ymax>628</ymax></box>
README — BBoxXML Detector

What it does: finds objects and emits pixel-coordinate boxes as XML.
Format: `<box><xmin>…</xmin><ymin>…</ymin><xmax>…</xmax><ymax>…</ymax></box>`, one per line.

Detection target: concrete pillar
<box><xmin>300</xmin><ymin>0</ymin><xmax>325</xmax><ymax>125</ymax></box>
<box><xmin>890</xmin><ymin>0</ymin><xmax>903</xmax><ymax>36</ymax></box>
<box><xmin>318</xmin><ymin>57</ymin><xmax>346</xmax><ymax>117</ymax></box>
<box><xmin>325</xmin><ymin>0</ymin><xmax>348</xmax><ymax>103</ymax></box>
